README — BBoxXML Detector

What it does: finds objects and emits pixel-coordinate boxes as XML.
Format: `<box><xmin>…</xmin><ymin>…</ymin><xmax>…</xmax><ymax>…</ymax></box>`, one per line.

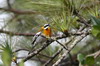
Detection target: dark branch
<box><xmin>14</xmin><ymin>49</ymin><xmax>52</xmax><ymax>59</ymax></box>
<box><xmin>13</xmin><ymin>49</ymin><xmax>29</xmax><ymax>53</ymax></box>
<box><xmin>0</xmin><ymin>8</ymin><xmax>41</xmax><ymax>15</ymax></box>
<box><xmin>55</xmin><ymin>40</ymin><xmax>68</xmax><ymax>50</ymax></box>
<box><xmin>7</xmin><ymin>0</ymin><xmax>12</xmax><ymax>9</ymax></box>
<box><xmin>0</xmin><ymin>29</ymin><xmax>35</xmax><ymax>36</ymax></box>
<box><xmin>44</xmin><ymin>48</ymin><xmax>63</xmax><ymax>66</ymax></box>
<box><xmin>53</xmin><ymin>34</ymin><xmax>88</xmax><ymax>66</ymax></box>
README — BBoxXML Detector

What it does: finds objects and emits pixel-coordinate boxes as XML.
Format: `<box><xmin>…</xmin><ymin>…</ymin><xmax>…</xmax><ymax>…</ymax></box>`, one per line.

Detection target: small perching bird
<box><xmin>31</xmin><ymin>32</ymin><xmax>47</xmax><ymax>48</ymax></box>
<box><xmin>31</xmin><ymin>24</ymin><xmax>52</xmax><ymax>51</ymax></box>
<box><xmin>41</xmin><ymin>24</ymin><xmax>52</xmax><ymax>37</ymax></box>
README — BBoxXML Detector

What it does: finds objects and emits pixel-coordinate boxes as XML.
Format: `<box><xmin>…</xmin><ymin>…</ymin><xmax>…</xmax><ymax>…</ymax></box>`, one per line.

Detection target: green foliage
<box><xmin>13</xmin><ymin>0</ymin><xmax>62</xmax><ymax>13</ymax></box>
<box><xmin>91</xmin><ymin>16</ymin><xmax>100</xmax><ymax>39</ymax></box>
<box><xmin>95</xmin><ymin>57</ymin><xmax>100</xmax><ymax>66</ymax></box>
<box><xmin>85</xmin><ymin>56</ymin><xmax>95</xmax><ymax>66</ymax></box>
<box><xmin>0</xmin><ymin>36</ymin><xmax>17</xmax><ymax>66</ymax></box>
<box><xmin>91</xmin><ymin>16</ymin><xmax>100</xmax><ymax>25</ymax></box>
<box><xmin>0</xmin><ymin>43</ymin><xmax>13</xmax><ymax>66</ymax></box>
<box><xmin>16</xmin><ymin>37</ymin><xmax>32</xmax><ymax>50</ymax></box>
<box><xmin>77</xmin><ymin>53</ymin><xmax>95</xmax><ymax>66</ymax></box>
<box><xmin>52</xmin><ymin>12</ymin><xmax>79</xmax><ymax>32</ymax></box>
<box><xmin>91</xmin><ymin>25</ymin><xmax>100</xmax><ymax>38</ymax></box>
<box><xmin>87</xmin><ymin>6</ymin><xmax>99</xmax><ymax>17</ymax></box>
<box><xmin>77</xmin><ymin>53</ymin><xmax>85</xmax><ymax>65</ymax></box>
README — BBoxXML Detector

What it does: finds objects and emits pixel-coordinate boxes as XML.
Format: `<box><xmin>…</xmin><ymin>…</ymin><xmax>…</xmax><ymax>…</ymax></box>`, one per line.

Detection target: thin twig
<box><xmin>44</xmin><ymin>48</ymin><xmax>63</xmax><ymax>66</ymax></box>
<box><xmin>55</xmin><ymin>40</ymin><xmax>68</xmax><ymax>50</ymax></box>
<box><xmin>13</xmin><ymin>49</ymin><xmax>29</xmax><ymax>53</ymax></box>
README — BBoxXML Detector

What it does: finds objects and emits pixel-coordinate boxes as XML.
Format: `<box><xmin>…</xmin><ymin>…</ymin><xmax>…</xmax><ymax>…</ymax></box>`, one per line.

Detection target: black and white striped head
<box><xmin>43</xmin><ymin>24</ymin><xmax>50</xmax><ymax>30</ymax></box>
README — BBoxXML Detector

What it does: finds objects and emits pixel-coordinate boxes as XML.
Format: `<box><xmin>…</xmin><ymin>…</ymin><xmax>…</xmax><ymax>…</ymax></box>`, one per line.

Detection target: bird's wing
<box><xmin>31</xmin><ymin>32</ymin><xmax>42</xmax><ymax>45</ymax></box>
<box><xmin>31</xmin><ymin>36</ymin><xmax>38</xmax><ymax>45</ymax></box>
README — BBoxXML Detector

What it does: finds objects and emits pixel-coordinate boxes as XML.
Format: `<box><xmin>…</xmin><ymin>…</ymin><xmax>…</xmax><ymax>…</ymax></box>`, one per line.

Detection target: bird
<box><xmin>29</xmin><ymin>24</ymin><xmax>52</xmax><ymax>54</ymax></box>
<box><xmin>41</xmin><ymin>24</ymin><xmax>52</xmax><ymax>37</ymax></box>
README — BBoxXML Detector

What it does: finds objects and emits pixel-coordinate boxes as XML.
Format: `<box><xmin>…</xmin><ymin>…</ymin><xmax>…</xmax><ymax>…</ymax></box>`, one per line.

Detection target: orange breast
<box><xmin>43</xmin><ymin>27</ymin><xmax>51</xmax><ymax>37</ymax></box>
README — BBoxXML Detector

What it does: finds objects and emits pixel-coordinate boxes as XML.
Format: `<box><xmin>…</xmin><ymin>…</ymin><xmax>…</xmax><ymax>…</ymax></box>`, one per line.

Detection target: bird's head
<box><xmin>41</xmin><ymin>24</ymin><xmax>50</xmax><ymax>30</ymax></box>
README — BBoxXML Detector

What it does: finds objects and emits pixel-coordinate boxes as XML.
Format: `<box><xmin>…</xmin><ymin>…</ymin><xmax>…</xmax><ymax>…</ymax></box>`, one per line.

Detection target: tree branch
<box><xmin>14</xmin><ymin>48</ymin><xmax>52</xmax><ymax>59</ymax></box>
<box><xmin>0</xmin><ymin>8</ymin><xmax>41</xmax><ymax>15</ymax></box>
<box><xmin>87</xmin><ymin>50</ymin><xmax>100</xmax><ymax>58</ymax></box>
<box><xmin>53</xmin><ymin>34</ymin><xmax>88</xmax><ymax>66</ymax></box>
<box><xmin>13</xmin><ymin>49</ymin><xmax>29</xmax><ymax>52</ymax></box>
<box><xmin>0</xmin><ymin>29</ymin><xmax>35</xmax><ymax>36</ymax></box>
